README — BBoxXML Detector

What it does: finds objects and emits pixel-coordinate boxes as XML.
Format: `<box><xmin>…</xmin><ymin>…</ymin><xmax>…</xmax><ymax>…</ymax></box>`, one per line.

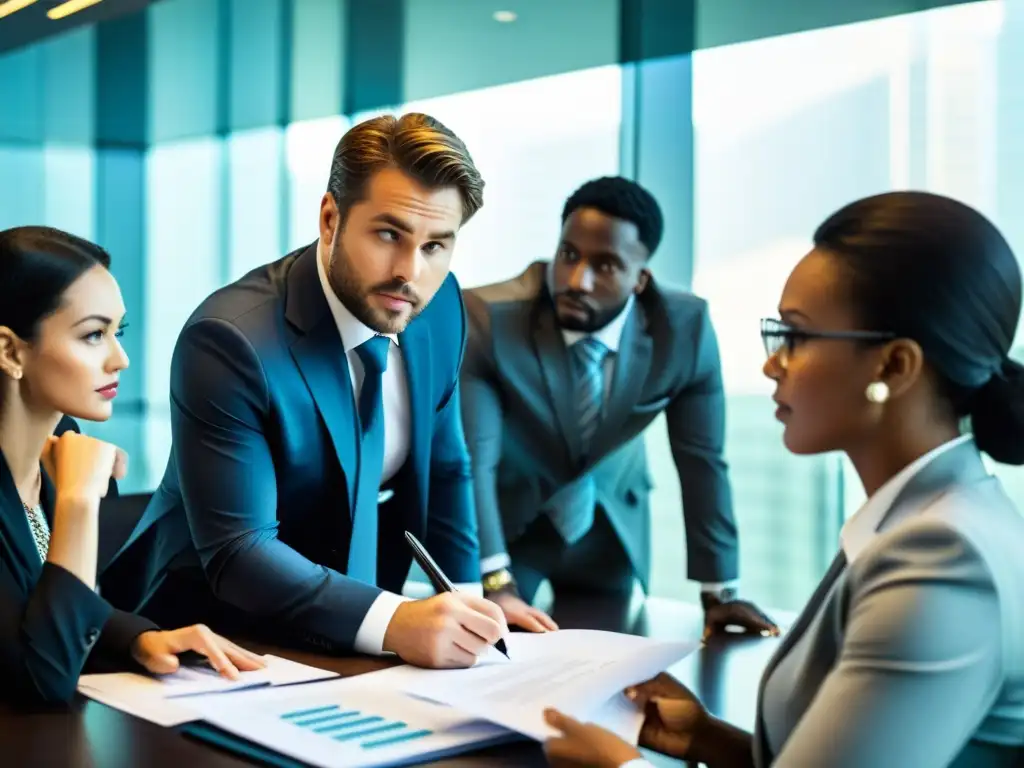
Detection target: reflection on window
<box><xmin>43</xmin><ymin>145</ymin><xmax>95</xmax><ymax>239</ymax></box>
<box><xmin>145</xmin><ymin>137</ymin><xmax>224</xmax><ymax>485</ymax></box>
<box><xmin>690</xmin><ymin>0</ymin><xmax>1013</xmax><ymax>611</ymax></box>
<box><xmin>227</xmin><ymin>127</ymin><xmax>285</xmax><ymax>280</ymax></box>
<box><xmin>0</xmin><ymin>148</ymin><xmax>45</xmax><ymax>230</ymax></box>
<box><xmin>357</xmin><ymin>65</ymin><xmax>623</xmax><ymax>289</ymax></box>
<box><xmin>285</xmin><ymin>115</ymin><xmax>350</xmax><ymax>250</ymax></box>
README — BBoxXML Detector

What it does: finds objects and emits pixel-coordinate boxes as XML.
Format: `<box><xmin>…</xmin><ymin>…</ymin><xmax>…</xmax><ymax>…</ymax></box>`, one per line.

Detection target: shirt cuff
<box><xmin>480</xmin><ymin>552</ymin><xmax>511</xmax><ymax>574</ymax></box>
<box><xmin>453</xmin><ymin>582</ymin><xmax>484</xmax><ymax>598</ymax></box>
<box><xmin>352</xmin><ymin>591</ymin><xmax>411</xmax><ymax>655</ymax></box>
<box><xmin>701</xmin><ymin>580</ymin><xmax>739</xmax><ymax>593</ymax></box>
<box><xmin>619</xmin><ymin>760</ymin><xmax>656</xmax><ymax>768</ymax></box>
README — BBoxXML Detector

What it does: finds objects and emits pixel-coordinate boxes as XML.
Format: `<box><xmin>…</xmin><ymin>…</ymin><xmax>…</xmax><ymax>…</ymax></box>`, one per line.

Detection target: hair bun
<box><xmin>970</xmin><ymin>358</ymin><xmax>1024</xmax><ymax>465</ymax></box>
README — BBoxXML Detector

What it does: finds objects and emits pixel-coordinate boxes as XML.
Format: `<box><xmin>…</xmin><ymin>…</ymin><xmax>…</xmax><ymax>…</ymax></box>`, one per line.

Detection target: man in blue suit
<box><xmin>141</xmin><ymin>113</ymin><xmax>509</xmax><ymax>668</ymax></box>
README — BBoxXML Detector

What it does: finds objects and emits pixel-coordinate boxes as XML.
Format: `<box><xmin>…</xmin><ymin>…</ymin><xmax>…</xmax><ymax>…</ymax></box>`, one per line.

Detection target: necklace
<box><xmin>22</xmin><ymin>500</ymin><xmax>50</xmax><ymax>562</ymax></box>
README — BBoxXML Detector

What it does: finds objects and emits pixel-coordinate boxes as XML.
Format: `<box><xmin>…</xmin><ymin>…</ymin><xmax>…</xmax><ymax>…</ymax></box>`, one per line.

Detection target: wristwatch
<box><xmin>700</xmin><ymin>586</ymin><xmax>738</xmax><ymax>611</ymax></box>
<box><xmin>482</xmin><ymin>568</ymin><xmax>517</xmax><ymax>597</ymax></box>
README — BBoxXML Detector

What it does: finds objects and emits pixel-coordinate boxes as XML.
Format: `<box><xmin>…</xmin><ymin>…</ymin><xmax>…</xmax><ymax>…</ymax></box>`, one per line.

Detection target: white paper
<box><xmin>588</xmin><ymin>691</ymin><xmax>645</xmax><ymax>743</ymax></box>
<box><xmin>400</xmin><ymin>629</ymin><xmax>696</xmax><ymax>741</ymax></box>
<box><xmin>77</xmin><ymin>655</ymin><xmax>338</xmax><ymax>726</ymax></box>
<box><xmin>76</xmin><ymin>685</ymin><xmax>199</xmax><ymax>726</ymax></box>
<box><xmin>188</xmin><ymin>675</ymin><xmax>515</xmax><ymax>768</ymax></box>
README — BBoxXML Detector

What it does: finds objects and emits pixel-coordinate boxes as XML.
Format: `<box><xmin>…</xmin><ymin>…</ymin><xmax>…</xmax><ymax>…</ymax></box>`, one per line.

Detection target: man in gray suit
<box><xmin>461</xmin><ymin>177</ymin><xmax>776</xmax><ymax>636</ymax></box>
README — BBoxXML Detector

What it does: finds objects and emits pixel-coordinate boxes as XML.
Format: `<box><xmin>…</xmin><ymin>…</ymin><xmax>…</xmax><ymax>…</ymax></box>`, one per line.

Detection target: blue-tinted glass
<box><xmin>0</xmin><ymin>147</ymin><xmax>45</xmax><ymax>229</ymax></box>
<box><xmin>0</xmin><ymin>46</ymin><xmax>43</xmax><ymax>143</ymax></box>
<box><xmin>228</xmin><ymin>0</ymin><xmax>284</xmax><ymax>131</ymax></box>
<box><xmin>402</xmin><ymin>0</ymin><xmax>619</xmax><ymax>101</ymax></box>
<box><xmin>144</xmin><ymin>137</ymin><xmax>225</xmax><ymax>485</ymax></box>
<box><xmin>40</xmin><ymin>27</ymin><xmax>95</xmax><ymax>144</ymax></box>
<box><xmin>290</xmin><ymin>0</ymin><xmax>346</xmax><ymax>122</ymax></box>
<box><xmin>383</xmin><ymin>65</ymin><xmax>623</xmax><ymax>290</ymax></box>
<box><xmin>285</xmin><ymin>115</ymin><xmax>349</xmax><ymax>251</ymax></box>
<box><xmin>42</xmin><ymin>145</ymin><xmax>95</xmax><ymax>239</ymax></box>
<box><xmin>226</xmin><ymin>127</ymin><xmax>285</xmax><ymax>279</ymax></box>
<box><xmin>147</xmin><ymin>0</ymin><xmax>220</xmax><ymax>142</ymax></box>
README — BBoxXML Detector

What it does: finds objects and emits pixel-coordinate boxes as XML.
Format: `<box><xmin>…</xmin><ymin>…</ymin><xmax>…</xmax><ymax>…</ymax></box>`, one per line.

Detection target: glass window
<box><xmin>371</xmin><ymin>65</ymin><xmax>623</xmax><ymax>289</ymax></box>
<box><xmin>687</xmin><ymin>0</ymin><xmax>1015</xmax><ymax>611</ymax></box>
<box><xmin>285</xmin><ymin>115</ymin><xmax>351</xmax><ymax>251</ymax></box>
<box><xmin>402</xmin><ymin>0</ymin><xmax>619</xmax><ymax>101</ymax></box>
<box><xmin>145</xmin><ymin>137</ymin><xmax>225</xmax><ymax>485</ymax></box>
<box><xmin>42</xmin><ymin>145</ymin><xmax>95</xmax><ymax>239</ymax></box>
<box><xmin>226</xmin><ymin>127</ymin><xmax>285</xmax><ymax>280</ymax></box>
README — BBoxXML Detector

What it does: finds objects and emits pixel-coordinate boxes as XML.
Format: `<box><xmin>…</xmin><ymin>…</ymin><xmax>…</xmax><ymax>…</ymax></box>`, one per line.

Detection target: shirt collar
<box><xmin>546</xmin><ymin>260</ymin><xmax>635</xmax><ymax>353</ymax></box>
<box><xmin>316</xmin><ymin>245</ymin><xmax>399</xmax><ymax>353</ymax></box>
<box><xmin>840</xmin><ymin>434</ymin><xmax>973</xmax><ymax>563</ymax></box>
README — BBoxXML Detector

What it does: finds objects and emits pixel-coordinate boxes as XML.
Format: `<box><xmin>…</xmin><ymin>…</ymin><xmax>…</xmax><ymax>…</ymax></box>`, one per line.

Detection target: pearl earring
<box><xmin>865</xmin><ymin>381</ymin><xmax>889</xmax><ymax>404</ymax></box>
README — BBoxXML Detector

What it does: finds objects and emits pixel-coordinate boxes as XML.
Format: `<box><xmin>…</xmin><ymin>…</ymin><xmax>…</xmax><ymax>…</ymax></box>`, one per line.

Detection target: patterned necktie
<box><xmin>572</xmin><ymin>337</ymin><xmax>608</xmax><ymax>455</ymax></box>
<box><xmin>550</xmin><ymin>337</ymin><xmax>608</xmax><ymax>545</ymax></box>
<box><xmin>347</xmin><ymin>335</ymin><xmax>391</xmax><ymax>585</ymax></box>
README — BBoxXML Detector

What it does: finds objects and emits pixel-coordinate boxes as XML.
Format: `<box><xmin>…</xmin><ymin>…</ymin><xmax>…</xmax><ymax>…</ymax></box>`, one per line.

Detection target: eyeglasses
<box><xmin>760</xmin><ymin>318</ymin><xmax>895</xmax><ymax>369</ymax></box>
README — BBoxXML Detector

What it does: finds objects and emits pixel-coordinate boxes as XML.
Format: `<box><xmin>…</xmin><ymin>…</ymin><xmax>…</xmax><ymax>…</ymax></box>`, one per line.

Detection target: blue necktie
<box><xmin>550</xmin><ymin>337</ymin><xmax>607</xmax><ymax>545</ymax></box>
<box><xmin>573</xmin><ymin>337</ymin><xmax>607</xmax><ymax>455</ymax></box>
<box><xmin>347</xmin><ymin>335</ymin><xmax>391</xmax><ymax>584</ymax></box>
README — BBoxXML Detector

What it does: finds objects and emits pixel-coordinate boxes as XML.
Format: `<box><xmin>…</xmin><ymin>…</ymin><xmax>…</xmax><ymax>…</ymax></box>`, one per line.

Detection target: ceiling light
<box><xmin>0</xmin><ymin>0</ymin><xmax>38</xmax><ymax>20</ymax></box>
<box><xmin>493</xmin><ymin>10</ymin><xmax>517</xmax><ymax>23</ymax></box>
<box><xmin>47</xmin><ymin>0</ymin><xmax>102</xmax><ymax>20</ymax></box>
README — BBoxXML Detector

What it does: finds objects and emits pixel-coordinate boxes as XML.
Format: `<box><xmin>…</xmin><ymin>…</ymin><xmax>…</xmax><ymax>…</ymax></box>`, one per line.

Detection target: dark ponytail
<box><xmin>968</xmin><ymin>358</ymin><xmax>1024</xmax><ymax>465</ymax></box>
<box><xmin>814</xmin><ymin>191</ymin><xmax>1024</xmax><ymax>465</ymax></box>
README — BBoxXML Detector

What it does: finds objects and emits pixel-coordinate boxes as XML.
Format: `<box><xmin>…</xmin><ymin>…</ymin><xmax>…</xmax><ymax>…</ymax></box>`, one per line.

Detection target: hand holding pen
<box><xmin>378</xmin><ymin>531</ymin><xmax>510</xmax><ymax>669</ymax></box>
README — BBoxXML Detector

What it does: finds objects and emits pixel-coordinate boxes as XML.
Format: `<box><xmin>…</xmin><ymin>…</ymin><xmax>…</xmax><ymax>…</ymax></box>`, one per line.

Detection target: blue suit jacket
<box><xmin>145</xmin><ymin>244</ymin><xmax>479</xmax><ymax>651</ymax></box>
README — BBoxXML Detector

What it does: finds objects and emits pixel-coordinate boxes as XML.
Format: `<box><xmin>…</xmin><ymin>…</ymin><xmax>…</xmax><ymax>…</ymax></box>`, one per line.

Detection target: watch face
<box><xmin>701</xmin><ymin>587</ymin><xmax>736</xmax><ymax>610</ymax></box>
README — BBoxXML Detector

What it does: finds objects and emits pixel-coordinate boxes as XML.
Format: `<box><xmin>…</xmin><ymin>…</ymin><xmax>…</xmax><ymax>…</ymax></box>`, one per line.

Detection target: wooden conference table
<box><xmin>0</xmin><ymin>593</ymin><xmax>786</xmax><ymax>767</ymax></box>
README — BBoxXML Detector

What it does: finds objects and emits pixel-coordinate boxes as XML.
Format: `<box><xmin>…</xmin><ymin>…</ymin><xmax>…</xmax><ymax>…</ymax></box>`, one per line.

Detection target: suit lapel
<box><xmin>285</xmin><ymin>246</ymin><xmax>359</xmax><ymax>513</ymax></box>
<box><xmin>753</xmin><ymin>438</ymin><xmax>987</xmax><ymax>765</ymax></box>
<box><xmin>397</xmin><ymin>320</ymin><xmax>430</xmax><ymax>533</ymax></box>
<box><xmin>0</xmin><ymin>449</ymin><xmax>43</xmax><ymax>593</ymax></box>
<box><xmin>875</xmin><ymin>439</ymin><xmax>987</xmax><ymax>536</ymax></box>
<box><xmin>753</xmin><ymin>549</ymin><xmax>847</xmax><ymax>765</ymax></box>
<box><xmin>589</xmin><ymin>307</ymin><xmax>652</xmax><ymax>460</ymax></box>
<box><xmin>532</xmin><ymin>302</ymin><xmax>582</xmax><ymax>464</ymax></box>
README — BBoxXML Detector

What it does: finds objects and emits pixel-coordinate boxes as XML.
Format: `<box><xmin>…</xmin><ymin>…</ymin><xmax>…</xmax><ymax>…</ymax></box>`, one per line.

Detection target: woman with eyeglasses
<box><xmin>542</xmin><ymin>191</ymin><xmax>1024</xmax><ymax>768</ymax></box>
<box><xmin>0</xmin><ymin>226</ymin><xmax>265</xmax><ymax>705</ymax></box>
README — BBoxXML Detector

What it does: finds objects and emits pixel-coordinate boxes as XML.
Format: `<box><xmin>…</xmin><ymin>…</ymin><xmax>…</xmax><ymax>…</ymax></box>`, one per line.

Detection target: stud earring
<box><xmin>865</xmin><ymin>381</ymin><xmax>889</xmax><ymax>404</ymax></box>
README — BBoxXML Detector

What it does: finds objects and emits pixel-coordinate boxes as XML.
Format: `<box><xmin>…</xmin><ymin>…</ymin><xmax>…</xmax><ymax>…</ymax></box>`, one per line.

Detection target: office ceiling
<box><xmin>0</xmin><ymin>0</ymin><xmax>158</xmax><ymax>54</ymax></box>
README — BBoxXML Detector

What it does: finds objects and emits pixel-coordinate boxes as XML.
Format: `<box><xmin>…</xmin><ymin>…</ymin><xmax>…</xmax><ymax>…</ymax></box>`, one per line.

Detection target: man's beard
<box><xmin>326</xmin><ymin>242</ymin><xmax>421</xmax><ymax>334</ymax></box>
<box><xmin>555</xmin><ymin>290</ymin><xmax>630</xmax><ymax>333</ymax></box>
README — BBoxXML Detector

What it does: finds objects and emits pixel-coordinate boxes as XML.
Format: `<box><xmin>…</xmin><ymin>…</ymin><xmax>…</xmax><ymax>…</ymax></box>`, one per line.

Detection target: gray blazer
<box><xmin>461</xmin><ymin>261</ymin><xmax>739</xmax><ymax>586</ymax></box>
<box><xmin>754</xmin><ymin>439</ymin><xmax>1024</xmax><ymax>767</ymax></box>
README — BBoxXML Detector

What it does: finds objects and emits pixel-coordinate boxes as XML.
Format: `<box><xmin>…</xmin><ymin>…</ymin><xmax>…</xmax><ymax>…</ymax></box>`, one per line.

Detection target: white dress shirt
<box><xmin>840</xmin><ymin>434</ymin><xmax>973</xmax><ymax>564</ymax></box>
<box><xmin>316</xmin><ymin>251</ymin><xmax>481</xmax><ymax>656</ymax></box>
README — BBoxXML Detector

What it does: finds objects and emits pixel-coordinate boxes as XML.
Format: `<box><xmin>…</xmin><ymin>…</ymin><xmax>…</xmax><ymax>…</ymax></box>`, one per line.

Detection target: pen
<box><xmin>404</xmin><ymin>530</ymin><xmax>510</xmax><ymax>659</ymax></box>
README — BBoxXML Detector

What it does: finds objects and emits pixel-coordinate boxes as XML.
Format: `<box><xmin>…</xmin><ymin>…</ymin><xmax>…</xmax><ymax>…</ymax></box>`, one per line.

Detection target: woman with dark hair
<box><xmin>0</xmin><ymin>226</ymin><xmax>264</xmax><ymax>705</ymax></box>
<box><xmin>543</xmin><ymin>191</ymin><xmax>1024</xmax><ymax>767</ymax></box>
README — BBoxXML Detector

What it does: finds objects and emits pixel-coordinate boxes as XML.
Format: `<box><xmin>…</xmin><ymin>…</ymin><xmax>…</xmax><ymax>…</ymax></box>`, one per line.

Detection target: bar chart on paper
<box><xmin>279</xmin><ymin>703</ymin><xmax>431</xmax><ymax>749</ymax></box>
<box><xmin>188</xmin><ymin>678</ymin><xmax>515</xmax><ymax>768</ymax></box>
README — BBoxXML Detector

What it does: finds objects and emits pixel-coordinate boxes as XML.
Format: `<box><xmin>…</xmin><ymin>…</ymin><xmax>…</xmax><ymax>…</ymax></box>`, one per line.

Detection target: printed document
<box><xmin>77</xmin><ymin>654</ymin><xmax>337</xmax><ymax>726</ymax></box>
<box><xmin>400</xmin><ymin>629</ymin><xmax>698</xmax><ymax>740</ymax></box>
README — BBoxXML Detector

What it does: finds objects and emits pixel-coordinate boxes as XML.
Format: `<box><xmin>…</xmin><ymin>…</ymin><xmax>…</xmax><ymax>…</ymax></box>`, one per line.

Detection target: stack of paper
<box><xmin>186</xmin><ymin>630</ymin><xmax>698</xmax><ymax>768</ymax></box>
<box><xmin>78</xmin><ymin>654</ymin><xmax>339</xmax><ymax>726</ymax></box>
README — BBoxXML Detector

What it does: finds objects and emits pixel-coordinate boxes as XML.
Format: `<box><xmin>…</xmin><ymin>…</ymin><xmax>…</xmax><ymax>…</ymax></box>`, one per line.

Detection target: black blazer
<box><xmin>0</xmin><ymin>416</ymin><xmax>156</xmax><ymax>705</ymax></box>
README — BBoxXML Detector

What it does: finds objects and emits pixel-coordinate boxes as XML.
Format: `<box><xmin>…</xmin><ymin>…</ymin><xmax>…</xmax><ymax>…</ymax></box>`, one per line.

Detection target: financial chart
<box><xmin>279</xmin><ymin>702</ymin><xmax>432</xmax><ymax>750</ymax></box>
<box><xmin>190</xmin><ymin>677</ymin><xmax>514</xmax><ymax>768</ymax></box>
